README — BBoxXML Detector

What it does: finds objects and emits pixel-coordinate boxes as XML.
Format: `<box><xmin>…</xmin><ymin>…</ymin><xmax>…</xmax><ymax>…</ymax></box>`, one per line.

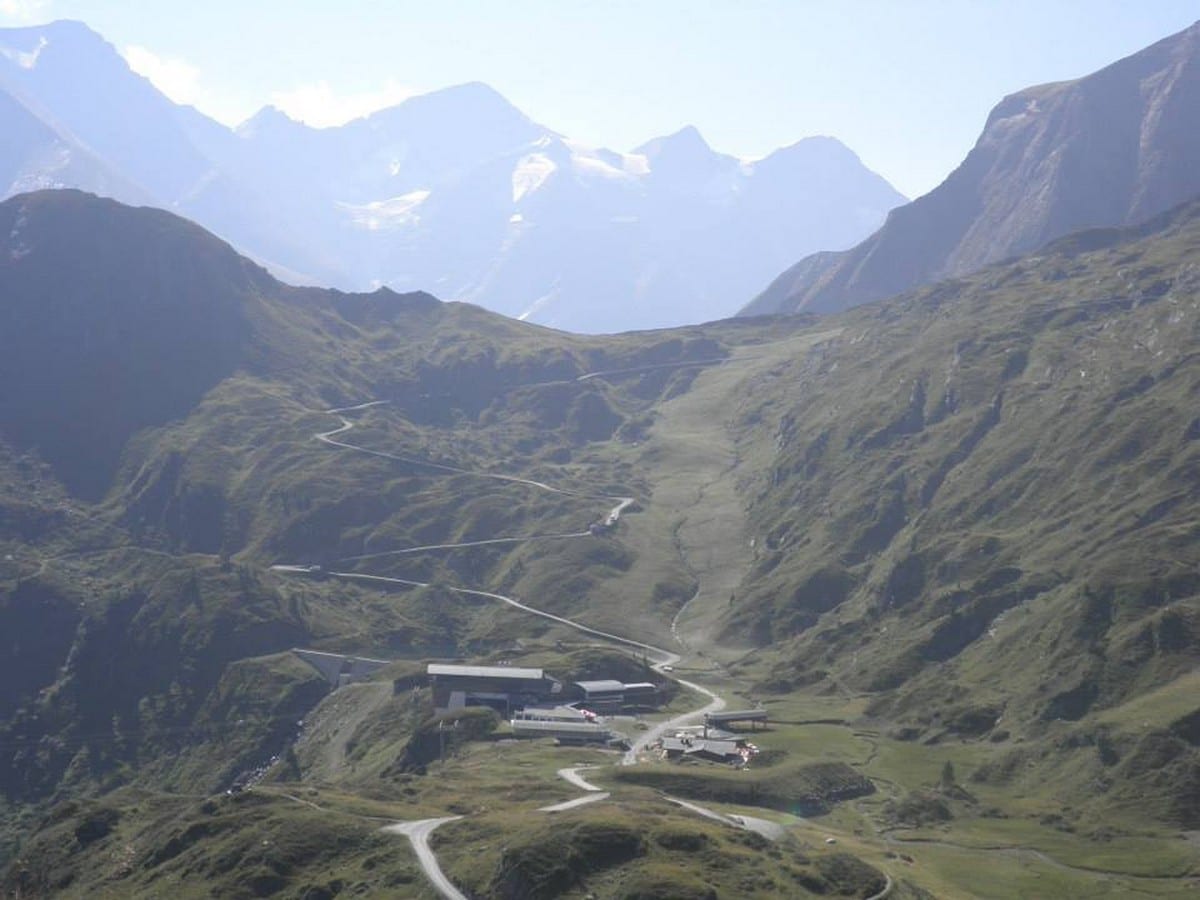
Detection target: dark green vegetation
<box><xmin>3</xmin><ymin>188</ymin><xmax>1200</xmax><ymax>895</ymax></box>
<box><xmin>435</xmin><ymin>807</ymin><xmax>886</xmax><ymax>900</ymax></box>
<box><xmin>724</xmin><ymin>202</ymin><xmax>1200</xmax><ymax>835</ymax></box>
<box><xmin>4</xmin><ymin>789</ymin><xmax>428</xmax><ymax>898</ymax></box>
<box><xmin>0</xmin><ymin>188</ymin><xmax>729</xmax><ymax>810</ymax></box>
<box><xmin>611</xmin><ymin>761</ymin><xmax>874</xmax><ymax>817</ymax></box>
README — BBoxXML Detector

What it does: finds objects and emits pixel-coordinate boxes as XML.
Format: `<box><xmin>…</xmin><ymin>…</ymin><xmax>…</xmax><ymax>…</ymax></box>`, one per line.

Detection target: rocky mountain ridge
<box><xmin>0</xmin><ymin>20</ymin><xmax>905</xmax><ymax>333</ymax></box>
<box><xmin>746</xmin><ymin>19</ymin><xmax>1200</xmax><ymax>317</ymax></box>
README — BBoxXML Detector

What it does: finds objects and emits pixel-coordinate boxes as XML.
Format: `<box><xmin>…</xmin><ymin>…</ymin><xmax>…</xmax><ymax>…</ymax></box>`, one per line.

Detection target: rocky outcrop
<box><xmin>747</xmin><ymin>20</ymin><xmax>1200</xmax><ymax>316</ymax></box>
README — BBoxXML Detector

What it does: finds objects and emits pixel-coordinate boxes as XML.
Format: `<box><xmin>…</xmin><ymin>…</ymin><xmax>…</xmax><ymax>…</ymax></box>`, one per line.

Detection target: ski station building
<box><xmin>428</xmin><ymin>663</ymin><xmax>564</xmax><ymax>714</ymax></box>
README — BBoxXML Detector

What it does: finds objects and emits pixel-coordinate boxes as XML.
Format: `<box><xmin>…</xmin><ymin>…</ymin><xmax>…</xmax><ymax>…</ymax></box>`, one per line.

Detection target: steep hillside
<box><xmin>747</xmin><ymin>19</ymin><xmax>1200</xmax><ymax>316</ymax></box>
<box><xmin>0</xmin><ymin>189</ymin><xmax>758</xmax><ymax>812</ymax></box>
<box><xmin>0</xmin><ymin>84</ymin><xmax>146</xmax><ymax>202</ymax></box>
<box><xmin>0</xmin><ymin>191</ymin><xmax>277</xmax><ymax>498</ymax></box>
<box><xmin>724</xmin><ymin>201</ymin><xmax>1200</xmax><ymax>828</ymax></box>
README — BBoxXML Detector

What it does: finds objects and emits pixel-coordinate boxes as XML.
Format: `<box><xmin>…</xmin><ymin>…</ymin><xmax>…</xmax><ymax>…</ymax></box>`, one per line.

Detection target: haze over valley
<box><xmin>1</xmin><ymin>7</ymin><xmax>1199</xmax><ymax>899</ymax></box>
<box><xmin>0</xmin><ymin>20</ymin><xmax>904</xmax><ymax>333</ymax></box>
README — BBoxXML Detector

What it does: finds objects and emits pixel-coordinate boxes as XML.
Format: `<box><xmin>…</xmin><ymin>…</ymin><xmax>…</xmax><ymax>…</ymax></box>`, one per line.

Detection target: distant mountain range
<box><xmin>746</xmin><ymin>19</ymin><xmax>1200</xmax><ymax>316</ymax></box>
<box><xmin>0</xmin><ymin>20</ymin><xmax>905</xmax><ymax>333</ymax></box>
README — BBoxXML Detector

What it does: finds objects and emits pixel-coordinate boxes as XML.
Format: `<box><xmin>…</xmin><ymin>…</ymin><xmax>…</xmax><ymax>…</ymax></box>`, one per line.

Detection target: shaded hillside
<box><xmin>747</xmin><ymin>19</ymin><xmax>1200</xmax><ymax>316</ymax></box>
<box><xmin>724</xmin><ymin>201</ymin><xmax>1200</xmax><ymax>825</ymax></box>
<box><xmin>0</xmin><ymin>191</ymin><xmax>275</xmax><ymax>498</ymax></box>
<box><xmin>0</xmin><ymin>186</ymin><xmax>898</xmax><ymax>889</ymax></box>
<box><xmin>0</xmin><ymin>190</ymin><xmax>759</xmax><ymax>822</ymax></box>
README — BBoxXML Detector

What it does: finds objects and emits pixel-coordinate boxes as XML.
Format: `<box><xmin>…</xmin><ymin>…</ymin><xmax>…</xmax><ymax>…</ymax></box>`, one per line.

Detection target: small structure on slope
<box><xmin>293</xmin><ymin>648</ymin><xmax>390</xmax><ymax>687</ymax></box>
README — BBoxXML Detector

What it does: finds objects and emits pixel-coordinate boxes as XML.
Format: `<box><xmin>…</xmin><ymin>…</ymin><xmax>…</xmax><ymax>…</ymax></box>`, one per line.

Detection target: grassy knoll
<box><xmin>609</xmin><ymin>759</ymin><xmax>874</xmax><ymax>817</ymax></box>
<box><xmin>434</xmin><ymin>798</ymin><xmax>887</xmax><ymax>900</ymax></box>
<box><xmin>2</xmin><ymin>788</ymin><xmax>428</xmax><ymax>899</ymax></box>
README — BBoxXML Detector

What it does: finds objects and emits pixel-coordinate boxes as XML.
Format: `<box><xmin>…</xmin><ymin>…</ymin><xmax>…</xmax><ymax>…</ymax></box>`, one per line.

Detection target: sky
<box><xmin>1</xmin><ymin>1</ymin><xmax>1198</xmax><ymax>198</ymax></box>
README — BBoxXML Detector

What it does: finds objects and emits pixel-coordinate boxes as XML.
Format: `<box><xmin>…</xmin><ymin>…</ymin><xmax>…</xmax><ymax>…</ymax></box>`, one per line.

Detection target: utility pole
<box><xmin>438</xmin><ymin>719</ymin><xmax>459</xmax><ymax>763</ymax></box>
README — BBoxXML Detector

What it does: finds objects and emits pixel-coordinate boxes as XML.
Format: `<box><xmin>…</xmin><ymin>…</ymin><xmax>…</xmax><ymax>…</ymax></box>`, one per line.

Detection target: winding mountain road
<box><xmin>538</xmin><ymin>792</ymin><xmax>611</xmax><ymax>812</ymax></box>
<box><xmin>286</xmin><ymin>567</ymin><xmax>680</xmax><ymax>666</ymax></box>
<box><xmin>574</xmin><ymin>356</ymin><xmax>737</xmax><ymax>382</ymax></box>
<box><xmin>318</xmin><ymin>401</ymin><xmax>630</xmax><ymax>513</ymax></box>
<box><xmin>556</xmin><ymin>766</ymin><xmax>604</xmax><ymax>791</ymax></box>
<box><xmin>278</xmin><ymin>375</ymin><xmax>781</xmax><ymax>898</ymax></box>
<box><xmin>334</xmin><ymin>531</ymin><xmax>588</xmax><ymax>563</ymax></box>
<box><xmin>622</xmin><ymin>669</ymin><xmax>724</xmax><ymax>765</ymax></box>
<box><xmin>379</xmin><ymin>817</ymin><xmax>467</xmax><ymax>900</ymax></box>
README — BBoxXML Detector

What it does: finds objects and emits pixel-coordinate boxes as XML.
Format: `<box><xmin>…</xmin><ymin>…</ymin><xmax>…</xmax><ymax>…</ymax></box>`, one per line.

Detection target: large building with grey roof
<box><xmin>427</xmin><ymin>663</ymin><xmax>564</xmax><ymax>714</ymax></box>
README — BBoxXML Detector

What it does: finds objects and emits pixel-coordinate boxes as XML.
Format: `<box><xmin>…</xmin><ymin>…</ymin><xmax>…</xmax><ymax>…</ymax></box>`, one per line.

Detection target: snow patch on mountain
<box><xmin>512</xmin><ymin>152</ymin><xmax>557</xmax><ymax>202</ymax></box>
<box><xmin>7</xmin><ymin>205</ymin><xmax>31</xmax><ymax>261</ymax></box>
<box><xmin>0</xmin><ymin>20</ymin><xmax>907</xmax><ymax>331</ymax></box>
<box><xmin>340</xmin><ymin>189</ymin><xmax>431</xmax><ymax>231</ymax></box>
<box><xmin>564</xmin><ymin>139</ymin><xmax>646</xmax><ymax>180</ymax></box>
<box><xmin>0</xmin><ymin>35</ymin><xmax>46</xmax><ymax>70</ymax></box>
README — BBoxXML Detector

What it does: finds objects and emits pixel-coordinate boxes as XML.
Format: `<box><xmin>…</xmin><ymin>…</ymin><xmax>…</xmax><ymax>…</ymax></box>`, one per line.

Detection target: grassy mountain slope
<box><xmin>3</xmin><ymin>189</ymin><xmax>1200</xmax><ymax>894</ymax></box>
<box><xmin>721</xmin><ymin>202</ymin><xmax>1200</xmax><ymax>830</ymax></box>
<box><xmin>1</xmin><ymin>192</ymin><xmax>835</xmax><ymax>893</ymax></box>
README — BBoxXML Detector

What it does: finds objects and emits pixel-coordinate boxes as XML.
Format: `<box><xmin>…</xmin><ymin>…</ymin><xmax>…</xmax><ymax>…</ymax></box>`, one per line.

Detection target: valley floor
<box><xmin>267</xmin><ymin>339</ymin><xmax>1199</xmax><ymax>898</ymax></box>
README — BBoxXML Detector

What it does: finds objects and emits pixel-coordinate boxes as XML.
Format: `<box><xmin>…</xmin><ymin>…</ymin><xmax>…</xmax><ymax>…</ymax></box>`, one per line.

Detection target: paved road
<box><xmin>380</xmin><ymin>817</ymin><xmax>466</xmax><ymax>900</ymax></box>
<box><xmin>291</xmin><ymin>392</ymin><xmax>774</xmax><ymax>894</ymax></box>
<box><xmin>306</xmin><ymin>568</ymin><xmax>679</xmax><ymax>666</ymax></box>
<box><xmin>316</xmin><ymin>402</ymin><xmax>633</xmax><ymax>522</ymax></box>
<box><xmin>665</xmin><ymin>795</ymin><xmax>733</xmax><ymax>826</ymax></box>
<box><xmin>538</xmin><ymin>792</ymin><xmax>611</xmax><ymax>812</ymax></box>
<box><xmin>575</xmin><ymin>356</ymin><xmax>737</xmax><ymax>382</ymax></box>
<box><xmin>664</xmin><ymin>797</ymin><xmax>786</xmax><ymax>843</ymax></box>
<box><xmin>622</xmin><ymin>668</ymin><xmax>724</xmax><ymax>765</ymax></box>
<box><xmin>557</xmin><ymin>766</ymin><xmax>604</xmax><ymax>791</ymax></box>
<box><xmin>866</xmin><ymin>872</ymin><xmax>894</xmax><ymax>900</ymax></box>
<box><xmin>334</xmin><ymin>531</ymin><xmax>587</xmax><ymax>563</ymax></box>
<box><xmin>728</xmin><ymin>814</ymin><xmax>787</xmax><ymax>841</ymax></box>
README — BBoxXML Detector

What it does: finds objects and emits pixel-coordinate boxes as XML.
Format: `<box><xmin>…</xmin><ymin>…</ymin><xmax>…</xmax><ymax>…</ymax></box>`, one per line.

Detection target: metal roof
<box><xmin>575</xmin><ymin>679</ymin><xmax>625</xmax><ymax>693</ymax></box>
<box><xmin>510</xmin><ymin>719</ymin><xmax>611</xmax><ymax>735</ymax></box>
<box><xmin>706</xmin><ymin>709</ymin><xmax>768</xmax><ymax>721</ymax></box>
<box><xmin>427</xmin><ymin>663</ymin><xmax>545</xmax><ymax>680</ymax></box>
<box><xmin>514</xmin><ymin>706</ymin><xmax>587</xmax><ymax>721</ymax></box>
<box><xmin>293</xmin><ymin>648</ymin><xmax>391</xmax><ymax>665</ymax></box>
<box><xmin>661</xmin><ymin>737</ymin><xmax>742</xmax><ymax>757</ymax></box>
<box><xmin>695</xmin><ymin>740</ymin><xmax>741</xmax><ymax>753</ymax></box>
<box><xmin>700</xmin><ymin>727</ymin><xmax>741</xmax><ymax>741</ymax></box>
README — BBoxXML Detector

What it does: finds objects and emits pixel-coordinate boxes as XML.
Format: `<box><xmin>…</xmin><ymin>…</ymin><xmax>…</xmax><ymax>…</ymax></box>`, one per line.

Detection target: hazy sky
<box><xmin>2</xmin><ymin>1</ymin><xmax>1198</xmax><ymax>197</ymax></box>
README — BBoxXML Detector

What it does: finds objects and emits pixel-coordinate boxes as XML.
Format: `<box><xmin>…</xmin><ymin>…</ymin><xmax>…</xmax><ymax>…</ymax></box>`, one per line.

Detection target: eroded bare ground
<box><xmin>294</xmin><ymin>681</ymin><xmax>394</xmax><ymax>781</ymax></box>
<box><xmin>628</xmin><ymin>333</ymin><xmax>838</xmax><ymax>661</ymax></box>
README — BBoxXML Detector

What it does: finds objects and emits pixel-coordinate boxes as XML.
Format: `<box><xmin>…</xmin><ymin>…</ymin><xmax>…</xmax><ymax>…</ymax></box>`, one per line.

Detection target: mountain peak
<box><xmin>366</xmin><ymin>80</ymin><xmax>532</xmax><ymax>127</ymax></box>
<box><xmin>236</xmin><ymin>104</ymin><xmax>305</xmax><ymax>137</ymax></box>
<box><xmin>748</xmin><ymin>16</ymin><xmax>1200</xmax><ymax>317</ymax></box>
<box><xmin>634</xmin><ymin>124</ymin><xmax>713</xmax><ymax>161</ymax></box>
<box><xmin>0</xmin><ymin>18</ymin><xmax>112</xmax><ymax>69</ymax></box>
<box><xmin>0</xmin><ymin>18</ymin><xmax>103</xmax><ymax>41</ymax></box>
<box><xmin>433</xmin><ymin>80</ymin><xmax>512</xmax><ymax>105</ymax></box>
<box><xmin>36</xmin><ymin>18</ymin><xmax>103</xmax><ymax>37</ymax></box>
<box><xmin>759</xmin><ymin>135</ymin><xmax>860</xmax><ymax>166</ymax></box>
